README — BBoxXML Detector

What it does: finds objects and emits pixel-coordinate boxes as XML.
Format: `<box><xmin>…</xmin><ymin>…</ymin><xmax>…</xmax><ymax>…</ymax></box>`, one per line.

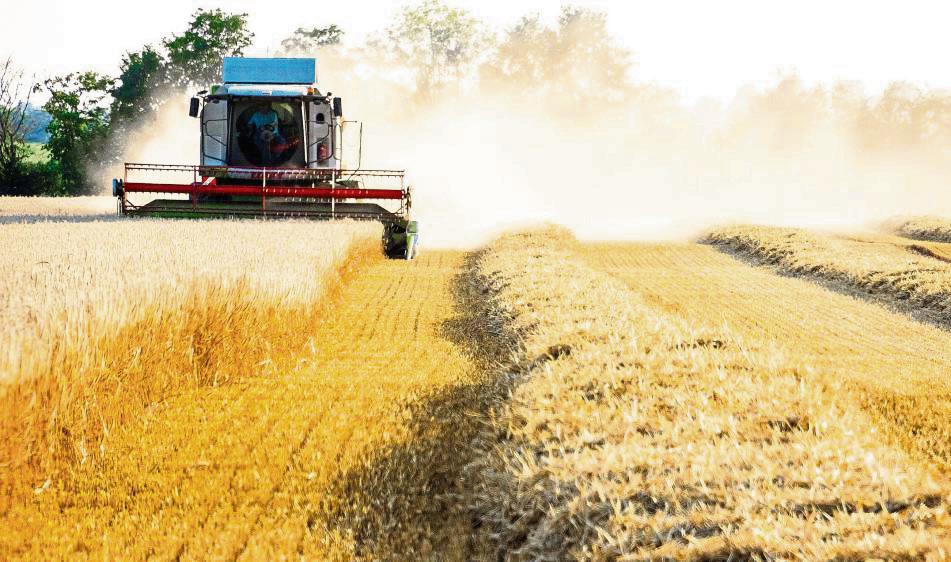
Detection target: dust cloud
<box><xmin>112</xmin><ymin>20</ymin><xmax>951</xmax><ymax>248</ymax></box>
<box><xmin>328</xmin><ymin>57</ymin><xmax>951</xmax><ymax>247</ymax></box>
<box><xmin>94</xmin><ymin>91</ymin><xmax>198</xmax><ymax>191</ymax></box>
<box><xmin>120</xmin><ymin>95</ymin><xmax>198</xmax><ymax>167</ymax></box>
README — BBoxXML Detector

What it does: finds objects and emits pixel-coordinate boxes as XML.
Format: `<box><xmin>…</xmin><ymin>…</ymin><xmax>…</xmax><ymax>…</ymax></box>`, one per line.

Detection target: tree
<box><xmin>483</xmin><ymin>7</ymin><xmax>633</xmax><ymax>104</ymax></box>
<box><xmin>483</xmin><ymin>14</ymin><xmax>554</xmax><ymax>84</ymax></box>
<box><xmin>850</xmin><ymin>83</ymin><xmax>951</xmax><ymax>151</ymax></box>
<box><xmin>105</xmin><ymin>45</ymin><xmax>166</xmax><ymax>160</ymax></box>
<box><xmin>163</xmin><ymin>9</ymin><xmax>254</xmax><ymax>89</ymax></box>
<box><xmin>280</xmin><ymin>24</ymin><xmax>344</xmax><ymax>54</ymax></box>
<box><xmin>103</xmin><ymin>10</ymin><xmax>253</xmax><ymax>164</ymax></box>
<box><xmin>111</xmin><ymin>46</ymin><xmax>165</xmax><ymax>124</ymax></box>
<box><xmin>0</xmin><ymin>58</ymin><xmax>35</xmax><ymax>190</ymax></box>
<box><xmin>721</xmin><ymin>76</ymin><xmax>832</xmax><ymax>152</ymax></box>
<box><xmin>39</xmin><ymin>72</ymin><xmax>113</xmax><ymax>193</ymax></box>
<box><xmin>379</xmin><ymin>0</ymin><xmax>485</xmax><ymax>97</ymax></box>
<box><xmin>112</xmin><ymin>10</ymin><xmax>253</xmax><ymax>114</ymax></box>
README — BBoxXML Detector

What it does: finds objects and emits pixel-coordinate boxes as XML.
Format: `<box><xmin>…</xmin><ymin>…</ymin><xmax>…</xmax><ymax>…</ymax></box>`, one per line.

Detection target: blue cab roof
<box><xmin>222</xmin><ymin>58</ymin><xmax>316</xmax><ymax>85</ymax></box>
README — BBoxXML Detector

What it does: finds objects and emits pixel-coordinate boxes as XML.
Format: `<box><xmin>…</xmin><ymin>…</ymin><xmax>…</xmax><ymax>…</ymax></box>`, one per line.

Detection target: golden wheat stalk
<box><xmin>705</xmin><ymin>225</ymin><xmax>951</xmax><ymax>322</ymax></box>
<box><xmin>0</xmin><ymin>217</ymin><xmax>378</xmax><ymax>513</ymax></box>
<box><xmin>896</xmin><ymin>217</ymin><xmax>951</xmax><ymax>243</ymax></box>
<box><xmin>466</xmin><ymin>227</ymin><xmax>951</xmax><ymax>560</ymax></box>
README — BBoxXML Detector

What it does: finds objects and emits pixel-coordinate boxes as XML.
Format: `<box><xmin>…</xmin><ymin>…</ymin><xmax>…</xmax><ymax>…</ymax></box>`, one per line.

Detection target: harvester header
<box><xmin>112</xmin><ymin>57</ymin><xmax>419</xmax><ymax>259</ymax></box>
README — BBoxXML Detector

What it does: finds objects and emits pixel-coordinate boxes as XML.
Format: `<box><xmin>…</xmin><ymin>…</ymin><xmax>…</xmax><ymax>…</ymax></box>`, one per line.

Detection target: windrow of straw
<box><xmin>896</xmin><ymin>217</ymin><xmax>951</xmax><ymax>243</ymax></box>
<box><xmin>464</xmin><ymin>228</ymin><xmax>950</xmax><ymax>560</ymax></box>
<box><xmin>705</xmin><ymin>225</ymin><xmax>951</xmax><ymax>325</ymax></box>
<box><xmin>0</xmin><ymin>218</ymin><xmax>379</xmax><ymax>512</ymax></box>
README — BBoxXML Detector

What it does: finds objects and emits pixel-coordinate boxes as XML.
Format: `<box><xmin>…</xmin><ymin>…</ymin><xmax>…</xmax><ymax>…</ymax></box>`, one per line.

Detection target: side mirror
<box><xmin>332</xmin><ymin>97</ymin><xmax>343</xmax><ymax>117</ymax></box>
<box><xmin>189</xmin><ymin>97</ymin><xmax>200</xmax><ymax>118</ymax></box>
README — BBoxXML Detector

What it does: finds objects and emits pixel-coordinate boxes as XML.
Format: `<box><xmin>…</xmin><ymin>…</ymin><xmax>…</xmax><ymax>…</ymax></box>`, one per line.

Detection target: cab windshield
<box><xmin>230</xmin><ymin>100</ymin><xmax>304</xmax><ymax>167</ymax></box>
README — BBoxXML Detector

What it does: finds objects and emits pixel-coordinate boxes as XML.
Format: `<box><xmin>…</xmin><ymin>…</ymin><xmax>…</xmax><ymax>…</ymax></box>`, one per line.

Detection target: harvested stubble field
<box><xmin>2</xmin><ymin>203</ymin><xmax>951</xmax><ymax>560</ymax></box>
<box><xmin>705</xmin><ymin>225</ymin><xmax>951</xmax><ymax>327</ymax></box>
<box><xmin>586</xmin><ymin>237</ymin><xmax>951</xmax><ymax>473</ymax></box>
<box><xmin>896</xmin><ymin>217</ymin><xmax>951</xmax><ymax>244</ymax></box>
<box><xmin>466</xmin><ymin>229</ymin><xmax>950</xmax><ymax>560</ymax></box>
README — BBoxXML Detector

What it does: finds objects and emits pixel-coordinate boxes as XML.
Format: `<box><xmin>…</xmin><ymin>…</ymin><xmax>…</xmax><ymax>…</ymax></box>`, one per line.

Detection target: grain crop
<box><xmin>896</xmin><ymin>217</ymin><xmax>951</xmax><ymax>244</ymax></box>
<box><xmin>584</xmin><ymin>241</ymin><xmax>951</xmax><ymax>495</ymax></box>
<box><xmin>0</xmin><ymin>214</ymin><xmax>378</xmax><ymax>512</ymax></box>
<box><xmin>1</xmin><ymin>251</ymin><xmax>487</xmax><ymax>560</ymax></box>
<box><xmin>0</xmin><ymin>196</ymin><xmax>114</xmax><ymax>221</ymax></box>
<box><xmin>465</xmin><ymin>228</ymin><xmax>950</xmax><ymax>560</ymax></box>
<box><xmin>705</xmin><ymin>225</ymin><xmax>951</xmax><ymax>326</ymax></box>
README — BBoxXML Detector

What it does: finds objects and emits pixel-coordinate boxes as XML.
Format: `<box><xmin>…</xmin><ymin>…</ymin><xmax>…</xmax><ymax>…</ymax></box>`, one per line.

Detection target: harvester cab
<box><xmin>112</xmin><ymin>57</ymin><xmax>419</xmax><ymax>260</ymax></box>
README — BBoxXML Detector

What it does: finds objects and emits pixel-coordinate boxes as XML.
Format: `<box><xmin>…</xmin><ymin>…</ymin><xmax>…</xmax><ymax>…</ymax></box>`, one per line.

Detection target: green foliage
<box><xmin>280</xmin><ymin>24</ymin><xmax>344</xmax><ymax>54</ymax></box>
<box><xmin>115</xmin><ymin>9</ymin><xmax>252</xmax><ymax>108</ymax></box>
<box><xmin>163</xmin><ymin>9</ymin><xmax>254</xmax><ymax>88</ymax></box>
<box><xmin>112</xmin><ymin>46</ymin><xmax>164</xmax><ymax>123</ymax></box>
<box><xmin>24</xmin><ymin>143</ymin><xmax>49</xmax><ymax>164</ymax></box>
<box><xmin>102</xmin><ymin>10</ymin><xmax>253</xmax><ymax>168</ymax></box>
<box><xmin>38</xmin><ymin>72</ymin><xmax>113</xmax><ymax>194</ymax></box>
<box><xmin>380</xmin><ymin>0</ymin><xmax>485</xmax><ymax>97</ymax></box>
<box><xmin>20</xmin><ymin>9</ymin><xmax>254</xmax><ymax>195</ymax></box>
<box><xmin>105</xmin><ymin>45</ymin><xmax>166</xmax><ymax>158</ymax></box>
<box><xmin>0</xmin><ymin>150</ymin><xmax>62</xmax><ymax>196</ymax></box>
<box><xmin>9</xmin><ymin>159</ymin><xmax>65</xmax><ymax>196</ymax></box>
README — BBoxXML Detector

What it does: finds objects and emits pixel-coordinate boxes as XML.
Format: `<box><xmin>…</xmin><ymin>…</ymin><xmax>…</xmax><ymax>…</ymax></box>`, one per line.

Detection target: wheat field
<box><xmin>0</xmin><ymin>215</ymin><xmax>379</xmax><ymax>514</ymax></box>
<box><xmin>2</xmin><ymin>204</ymin><xmax>951</xmax><ymax>560</ymax></box>
<box><xmin>896</xmin><ymin>217</ymin><xmax>951</xmax><ymax>243</ymax></box>
<box><xmin>0</xmin><ymin>196</ymin><xmax>114</xmax><ymax>221</ymax></box>
<box><xmin>1</xmin><ymin>249</ymin><xmax>492</xmax><ymax>559</ymax></box>
<box><xmin>705</xmin><ymin>225</ymin><xmax>951</xmax><ymax>326</ymax></box>
<box><xmin>465</xmin><ymin>228</ymin><xmax>950</xmax><ymax>560</ymax></box>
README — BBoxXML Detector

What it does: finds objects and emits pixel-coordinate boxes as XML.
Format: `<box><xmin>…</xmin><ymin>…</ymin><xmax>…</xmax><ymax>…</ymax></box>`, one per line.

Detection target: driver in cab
<box><xmin>248</xmin><ymin>103</ymin><xmax>286</xmax><ymax>164</ymax></box>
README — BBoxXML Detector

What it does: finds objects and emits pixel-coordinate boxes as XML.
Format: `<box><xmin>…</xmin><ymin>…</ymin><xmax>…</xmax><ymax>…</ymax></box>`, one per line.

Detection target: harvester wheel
<box><xmin>383</xmin><ymin>236</ymin><xmax>405</xmax><ymax>259</ymax></box>
<box><xmin>382</xmin><ymin>221</ymin><xmax>418</xmax><ymax>260</ymax></box>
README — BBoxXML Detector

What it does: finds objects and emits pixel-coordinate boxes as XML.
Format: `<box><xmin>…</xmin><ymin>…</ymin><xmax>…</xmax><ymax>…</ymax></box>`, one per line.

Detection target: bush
<box><xmin>0</xmin><ymin>159</ymin><xmax>65</xmax><ymax>196</ymax></box>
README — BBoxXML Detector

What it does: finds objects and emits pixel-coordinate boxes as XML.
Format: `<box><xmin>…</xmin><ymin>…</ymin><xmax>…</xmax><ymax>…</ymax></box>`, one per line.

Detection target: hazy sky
<box><xmin>2</xmin><ymin>0</ymin><xmax>950</xmax><ymax>101</ymax></box>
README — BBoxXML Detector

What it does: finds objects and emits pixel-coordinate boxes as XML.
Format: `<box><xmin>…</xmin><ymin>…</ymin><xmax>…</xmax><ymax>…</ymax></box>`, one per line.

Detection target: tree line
<box><xmin>3</xmin><ymin>0</ymin><xmax>951</xmax><ymax>195</ymax></box>
<box><xmin>0</xmin><ymin>1</ymin><xmax>639</xmax><ymax>196</ymax></box>
<box><xmin>0</xmin><ymin>9</ymin><xmax>252</xmax><ymax>195</ymax></box>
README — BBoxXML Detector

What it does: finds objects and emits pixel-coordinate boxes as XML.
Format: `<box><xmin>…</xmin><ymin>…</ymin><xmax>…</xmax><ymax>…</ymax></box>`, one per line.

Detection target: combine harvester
<box><xmin>112</xmin><ymin>57</ymin><xmax>418</xmax><ymax>259</ymax></box>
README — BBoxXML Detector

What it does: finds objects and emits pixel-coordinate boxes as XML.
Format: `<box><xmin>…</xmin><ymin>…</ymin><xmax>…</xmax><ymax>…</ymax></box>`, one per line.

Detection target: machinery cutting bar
<box><xmin>121</xmin><ymin>182</ymin><xmax>405</xmax><ymax>200</ymax></box>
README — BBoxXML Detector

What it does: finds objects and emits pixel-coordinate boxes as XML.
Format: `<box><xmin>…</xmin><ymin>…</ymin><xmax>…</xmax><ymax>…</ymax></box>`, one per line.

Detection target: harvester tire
<box><xmin>384</xmin><ymin>243</ymin><xmax>408</xmax><ymax>260</ymax></box>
